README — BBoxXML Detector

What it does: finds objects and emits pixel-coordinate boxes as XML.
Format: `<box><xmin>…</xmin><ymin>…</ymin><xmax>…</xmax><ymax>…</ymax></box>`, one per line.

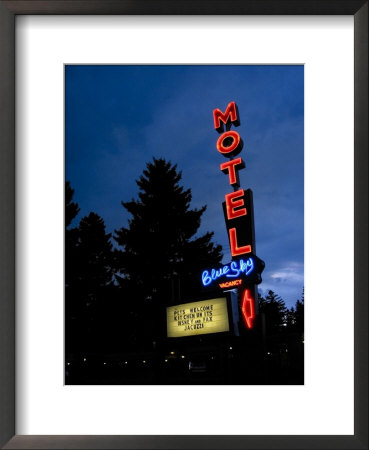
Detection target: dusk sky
<box><xmin>65</xmin><ymin>65</ymin><xmax>304</xmax><ymax>309</ymax></box>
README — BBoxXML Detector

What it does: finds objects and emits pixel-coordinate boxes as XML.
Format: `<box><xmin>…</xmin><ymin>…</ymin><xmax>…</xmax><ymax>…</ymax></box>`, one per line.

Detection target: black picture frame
<box><xmin>0</xmin><ymin>1</ymin><xmax>367</xmax><ymax>449</ymax></box>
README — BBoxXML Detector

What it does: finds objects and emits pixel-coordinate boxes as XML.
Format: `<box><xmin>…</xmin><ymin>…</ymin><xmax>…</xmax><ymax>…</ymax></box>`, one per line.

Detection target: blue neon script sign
<box><xmin>202</xmin><ymin>258</ymin><xmax>254</xmax><ymax>287</ymax></box>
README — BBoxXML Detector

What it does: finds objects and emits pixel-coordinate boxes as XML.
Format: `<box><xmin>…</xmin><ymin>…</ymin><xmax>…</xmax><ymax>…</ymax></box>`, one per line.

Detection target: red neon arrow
<box><xmin>241</xmin><ymin>289</ymin><xmax>255</xmax><ymax>329</ymax></box>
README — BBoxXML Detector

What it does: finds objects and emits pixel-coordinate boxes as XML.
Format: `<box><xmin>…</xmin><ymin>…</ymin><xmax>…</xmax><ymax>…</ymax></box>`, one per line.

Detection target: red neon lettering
<box><xmin>220</xmin><ymin>158</ymin><xmax>245</xmax><ymax>186</ymax></box>
<box><xmin>229</xmin><ymin>228</ymin><xmax>252</xmax><ymax>257</ymax></box>
<box><xmin>213</xmin><ymin>101</ymin><xmax>240</xmax><ymax>132</ymax></box>
<box><xmin>225</xmin><ymin>189</ymin><xmax>246</xmax><ymax>220</ymax></box>
<box><xmin>219</xmin><ymin>279</ymin><xmax>242</xmax><ymax>289</ymax></box>
<box><xmin>241</xmin><ymin>289</ymin><xmax>255</xmax><ymax>329</ymax></box>
<box><xmin>216</xmin><ymin>131</ymin><xmax>243</xmax><ymax>157</ymax></box>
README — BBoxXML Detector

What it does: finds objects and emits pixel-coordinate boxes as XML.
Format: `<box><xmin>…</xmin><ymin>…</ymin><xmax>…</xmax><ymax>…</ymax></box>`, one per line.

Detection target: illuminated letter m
<box><xmin>213</xmin><ymin>101</ymin><xmax>240</xmax><ymax>133</ymax></box>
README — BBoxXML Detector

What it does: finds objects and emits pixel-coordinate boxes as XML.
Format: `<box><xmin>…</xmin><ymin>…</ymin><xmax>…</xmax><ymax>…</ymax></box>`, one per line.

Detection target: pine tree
<box><xmin>114</xmin><ymin>158</ymin><xmax>222</xmax><ymax>307</ymax></box>
<box><xmin>286</xmin><ymin>306</ymin><xmax>296</xmax><ymax>329</ymax></box>
<box><xmin>66</xmin><ymin>181</ymin><xmax>80</xmax><ymax>228</ymax></box>
<box><xmin>77</xmin><ymin>212</ymin><xmax>114</xmax><ymax>291</ymax></box>
<box><xmin>66</xmin><ymin>211</ymin><xmax>115</xmax><ymax>354</ymax></box>
<box><xmin>294</xmin><ymin>288</ymin><xmax>304</xmax><ymax>333</ymax></box>
<box><xmin>285</xmin><ymin>288</ymin><xmax>304</xmax><ymax>334</ymax></box>
<box><xmin>65</xmin><ymin>181</ymin><xmax>80</xmax><ymax>289</ymax></box>
<box><xmin>259</xmin><ymin>290</ymin><xmax>288</xmax><ymax>335</ymax></box>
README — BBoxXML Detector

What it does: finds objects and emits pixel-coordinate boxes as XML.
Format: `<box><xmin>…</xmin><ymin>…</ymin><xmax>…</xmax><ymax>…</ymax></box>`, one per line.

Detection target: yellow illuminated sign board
<box><xmin>167</xmin><ymin>297</ymin><xmax>230</xmax><ymax>338</ymax></box>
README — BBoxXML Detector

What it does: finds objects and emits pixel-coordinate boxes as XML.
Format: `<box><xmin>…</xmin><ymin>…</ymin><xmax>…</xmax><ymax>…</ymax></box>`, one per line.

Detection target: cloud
<box><xmin>259</xmin><ymin>261</ymin><xmax>304</xmax><ymax>307</ymax></box>
<box><xmin>270</xmin><ymin>262</ymin><xmax>304</xmax><ymax>284</ymax></box>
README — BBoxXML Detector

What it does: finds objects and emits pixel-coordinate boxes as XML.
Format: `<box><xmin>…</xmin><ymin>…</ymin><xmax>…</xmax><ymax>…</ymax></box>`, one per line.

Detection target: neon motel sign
<box><xmin>200</xmin><ymin>101</ymin><xmax>265</xmax><ymax>329</ymax></box>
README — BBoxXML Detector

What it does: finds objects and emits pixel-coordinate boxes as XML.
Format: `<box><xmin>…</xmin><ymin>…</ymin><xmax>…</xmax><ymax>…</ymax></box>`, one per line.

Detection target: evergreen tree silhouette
<box><xmin>66</xmin><ymin>181</ymin><xmax>80</xmax><ymax>227</ymax></box>
<box><xmin>114</xmin><ymin>158</ymin><xmax>222</xmax><ymax>338</ymax></box>
<box><xmin>66</xmin><ymin>210</ymin><xmax>115</xmax><ymax>354</ymax></box>
<box><xmin>65</xmin><ymin>181</ymin><xmax>81</xmax><ymax>355</ymax></box>
<box><xmin>294</xmin><ymin>288</ymin><xmax>304</xmax><ymax>333</ymax></box>
<box><xmin>285</xmin><ymin>288</ymin><xmax>304</xmax><ymax>334</ymax></box>
<box><xmin>77</xmin><ymin>212</ymin><xmax>114</xmax><ymax>291</ymax></box>
<box><xmin>65</xmin><ymin>181</ymin><xmax>80</xmax><ymax>290</ymax></box>
<box><xmin>259</xmin><ymin>290</ymin><xmax>287</xmax><ymax>335</ymax></box>
<box><xmin>286</xmin><ymin>306</ymin><xmax>296</xmax><ymax>330</ymax></box>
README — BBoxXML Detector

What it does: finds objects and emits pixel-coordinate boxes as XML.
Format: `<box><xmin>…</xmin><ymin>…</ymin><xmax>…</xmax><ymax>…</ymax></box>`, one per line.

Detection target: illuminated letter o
<box><xmin>216</xmin><ymin>131</ymin><xmax>243</xmax><ymax>157</ymax></box>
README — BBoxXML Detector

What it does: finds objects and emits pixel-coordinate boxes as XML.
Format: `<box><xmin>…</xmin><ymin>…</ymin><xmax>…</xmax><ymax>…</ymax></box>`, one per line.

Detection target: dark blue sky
<box><xmin>66</xmin><ymin>65</ymin><xmax>304</xmax><ymax>308</ymax></box>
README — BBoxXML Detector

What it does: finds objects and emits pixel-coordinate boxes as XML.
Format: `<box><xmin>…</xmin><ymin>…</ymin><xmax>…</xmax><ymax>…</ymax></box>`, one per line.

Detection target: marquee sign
<box><xmin>166</xmin><ymin>297</ymin><xmax>230</xmax><ymax>338</ymax></box>
<box><xmin>204</xmin><ymin>101</ymin><xmax>265</xmax><ymax>330</ymax></box>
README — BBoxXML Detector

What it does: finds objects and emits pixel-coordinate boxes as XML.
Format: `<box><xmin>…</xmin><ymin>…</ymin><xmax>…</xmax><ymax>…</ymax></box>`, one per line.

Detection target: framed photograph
<box><xmin>0</xmin><ymin>1</ymin><xmax>367</xmax><ymax>449</ymax></box>
<box><xmin>63</xmin><ymin>63</ymin><xmax>304</xmax><ymax>387</ymax></box>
